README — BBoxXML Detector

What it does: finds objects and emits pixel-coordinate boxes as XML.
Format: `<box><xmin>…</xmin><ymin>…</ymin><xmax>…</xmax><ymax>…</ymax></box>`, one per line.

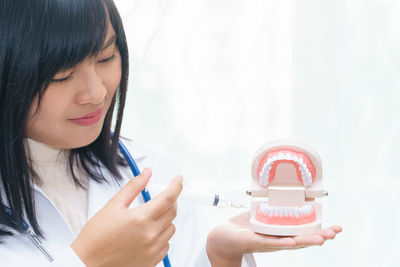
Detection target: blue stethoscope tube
<box><xmin>2</xmin><ymin>136</ymin><xmax>172</xmax><ymax>267</ymax></box>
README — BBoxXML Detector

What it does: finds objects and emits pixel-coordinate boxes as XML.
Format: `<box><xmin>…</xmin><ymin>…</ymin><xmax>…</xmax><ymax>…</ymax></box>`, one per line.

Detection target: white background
<box><xmin>115</xmin><ymin>0</ymin><xmax>400</xmax><ymax>266</ymax></box>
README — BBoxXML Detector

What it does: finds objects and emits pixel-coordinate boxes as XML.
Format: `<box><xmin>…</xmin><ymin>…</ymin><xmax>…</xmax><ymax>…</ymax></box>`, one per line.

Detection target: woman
<box><xmin>0</xmin><ymin>0</ymin><xmax>342</xmax><ymax>266</ymax></box>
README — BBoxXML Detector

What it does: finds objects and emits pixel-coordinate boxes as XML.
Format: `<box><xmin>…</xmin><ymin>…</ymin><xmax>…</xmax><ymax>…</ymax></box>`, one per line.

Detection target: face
<box><xmin>25</xmin><ymin>23</ymin><xmax>122</xmax><ymax>149</ymax></box>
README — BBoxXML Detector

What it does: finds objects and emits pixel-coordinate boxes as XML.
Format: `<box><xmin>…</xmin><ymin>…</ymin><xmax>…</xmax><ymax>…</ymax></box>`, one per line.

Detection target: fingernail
<box><xmin>141</xmin><ymin>167</ymin><xmax>150</xmax><ymax>176</ymax></box>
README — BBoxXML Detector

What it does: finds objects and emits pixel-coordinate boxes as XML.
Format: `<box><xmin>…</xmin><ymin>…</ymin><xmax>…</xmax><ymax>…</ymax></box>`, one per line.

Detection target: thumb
<box><xmin>110</xmin><ymin>167</ymin><xmax>152</xmax><ymax>208</ymax></box>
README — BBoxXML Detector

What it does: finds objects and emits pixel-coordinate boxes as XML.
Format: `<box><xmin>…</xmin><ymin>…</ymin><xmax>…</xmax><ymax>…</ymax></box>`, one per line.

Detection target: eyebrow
<box><xmin>100</xmin><ymin>34</ymin><xmax>117</xmax><ymax>51</ymax></box>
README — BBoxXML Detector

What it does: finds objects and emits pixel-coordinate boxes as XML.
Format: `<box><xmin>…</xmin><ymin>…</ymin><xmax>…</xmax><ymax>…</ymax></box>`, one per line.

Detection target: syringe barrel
<box><xmin>148</xmin><ymin>184</ymin><xmax>216</xmax><ymax>206</ymax></box>
<box><xmin>180</xmin><ymin>189</ymin><xmax>216</xmax><ymax>206</ymax></box>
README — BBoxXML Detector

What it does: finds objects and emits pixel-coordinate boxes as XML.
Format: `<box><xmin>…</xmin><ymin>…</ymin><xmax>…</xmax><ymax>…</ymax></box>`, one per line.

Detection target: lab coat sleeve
<box><xmin>49</xmin><ymin>247</ymin><xmax>86</xmax><ymax>267</ymax></box>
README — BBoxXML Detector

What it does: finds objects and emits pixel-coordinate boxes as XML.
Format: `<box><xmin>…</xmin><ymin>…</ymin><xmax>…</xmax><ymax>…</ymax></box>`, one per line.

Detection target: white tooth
<box><xmin>260</xmin><ymin>165</ymin><xmax>265</xmax><ymax>173</ymax></box>
<box><xmin>305</xmin><ymin>205</ymin><xmax>312</xmax><ymax>214</ymax></box>
<box><xmin>267</xmin><ymin>205</ymin><xmax>273</xmax><ymax>214</ymax></box>
<box><xmin>274</xmin><ymin>209</ymin><xmax>279</xmax><ymax>216</ymax></box>
<box><xmin>294</xmin><ymin>210</ymin><xmax>299</xmax><ymax>217</ymax></box>
<box><xmin>267</xmin><ymin>157</ymin><xmax>273</xmax><ymax>164</ymax></box>
<box><xmin>268</xmin><ymin>209</ymin><xmax>274</xmax><ymax>216</ymax></box>
<box><xmin>260</xmin><ymin>204</ymin><xmax>267</xmax><ymax>213</ymax></box>
<box><xmin>261</xmin><ymin>163</ymin><xmax>267</xmax><ymax>172</ymax></box>
<box><xmin>300</xmin><ymin>207</ymin><xmax>305</xmax><ymax>215</ymax></box>
<box><xmin>265</xmin><ymin>203</ymin><xmax>271</xmax><ymax>213</ymax></box>
<box><xmin>298</xmin><ymin>157</ymin><xmax>304</xmax><ymax>164</ymax></box>
<box><xmin>259</xmin><ymin>173</ymin><xmax>269</xmax><ymax>186</ymax></box>
<box><xmin>262</xmin><ymin>168</ymin><xmax>268</xmax><ymax>176</ymax></box>
<box><xmin>268</xmin><ymin>207</ymin><xmax>273</xmax><ymax>215</ymax></box>
<box><xmin>288</xmin><ymin>209</ymin><xmax>293</xmax><ymax>217</ymax></box>
<box><xmin>305</xmin><ymin>176</ymin><xmax>312</xmax><ymax>186</ymax></box>
<box><xmin>284</xmin><ymin>153</ymin><xmax>291</xmax><ymax>160</ymax></box>
<box><xmin>284</xmin><ymin>209</ymin><xmax>289</xmax><ymax>217</ymax></box>
<box><xmin>279</xmin><ymin>208</ymin><xmax>284</xmax><ymax>217</ymax></box>
<box><xmin>259</xmin><ymin>204</ymin><xmax>264</xmax><ymax>212</ymax></box>
<box><xmin>273</xmin><ymin>155</ymin><xmax>278</xmax><ymax>161</ymax></box>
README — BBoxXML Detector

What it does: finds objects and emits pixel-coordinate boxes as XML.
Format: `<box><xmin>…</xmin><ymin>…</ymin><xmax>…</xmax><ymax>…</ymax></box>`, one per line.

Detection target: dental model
<box><xmin>249</xmin><ymin>139</ymin><xmax>327</xmax><ymax>236</ymax></box>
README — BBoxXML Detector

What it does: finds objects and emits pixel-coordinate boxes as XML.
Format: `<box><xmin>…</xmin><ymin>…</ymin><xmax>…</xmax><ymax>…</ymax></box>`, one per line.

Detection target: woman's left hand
<box><xmin>206</xmin><ymin>211</ymin><xmax>342</xmax><ymax>267</ymax></box>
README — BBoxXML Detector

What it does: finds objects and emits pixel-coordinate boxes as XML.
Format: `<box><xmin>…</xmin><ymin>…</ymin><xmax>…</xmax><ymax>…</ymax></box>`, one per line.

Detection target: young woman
<box><xmin>0</xmin><ymin>0</ymin><xmax>342</xmax><ymax>266</ymax></box>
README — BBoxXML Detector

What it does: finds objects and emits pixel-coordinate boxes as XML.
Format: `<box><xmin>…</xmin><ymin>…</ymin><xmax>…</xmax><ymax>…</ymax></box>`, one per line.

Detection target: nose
<box><xmin>74</xmin><ymin>68</ymin><xmax>106</xmax><ymax>106</ymax></box>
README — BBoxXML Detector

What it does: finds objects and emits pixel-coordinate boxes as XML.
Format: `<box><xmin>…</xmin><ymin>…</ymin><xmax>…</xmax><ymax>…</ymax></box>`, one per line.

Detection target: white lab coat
<box><xmin>0</xmin><ymin>139</ymin><xmax>256</xmax><ymax>267</ymax></box>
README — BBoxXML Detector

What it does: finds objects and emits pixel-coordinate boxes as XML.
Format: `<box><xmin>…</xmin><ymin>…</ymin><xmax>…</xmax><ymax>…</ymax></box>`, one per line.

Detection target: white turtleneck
<box><xmin>26</xmin><ymin>138</ymin><xmax>88</xmax><ymax>236</ymax></box>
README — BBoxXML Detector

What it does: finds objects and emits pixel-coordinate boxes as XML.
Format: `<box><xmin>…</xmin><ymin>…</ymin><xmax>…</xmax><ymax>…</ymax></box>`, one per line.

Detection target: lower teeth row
<box><xmin>258</xmin><ymin>203</ymin><xmax>313</xmax><ymax>217</ymax></box>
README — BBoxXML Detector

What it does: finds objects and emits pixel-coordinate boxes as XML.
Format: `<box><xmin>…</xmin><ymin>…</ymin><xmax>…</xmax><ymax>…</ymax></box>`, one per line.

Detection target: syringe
<box><xmin>147</xmin><ymin>183</ymin><xmax>250</xmax><ymax>209</ymax></box>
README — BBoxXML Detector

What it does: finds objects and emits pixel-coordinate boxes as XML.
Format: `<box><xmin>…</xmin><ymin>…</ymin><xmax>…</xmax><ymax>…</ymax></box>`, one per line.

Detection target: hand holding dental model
<box><xmin>205</xmin><ymin>139</ymin><xmax>342</xmax><ymax>267</ymax></box>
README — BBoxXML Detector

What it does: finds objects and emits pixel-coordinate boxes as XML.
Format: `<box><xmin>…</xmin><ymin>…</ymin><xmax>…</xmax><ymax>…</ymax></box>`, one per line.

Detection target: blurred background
<box><xmin>115</xmin><ymin>0</ymin><xmax>400</xmax><ymax>266</ymax></box>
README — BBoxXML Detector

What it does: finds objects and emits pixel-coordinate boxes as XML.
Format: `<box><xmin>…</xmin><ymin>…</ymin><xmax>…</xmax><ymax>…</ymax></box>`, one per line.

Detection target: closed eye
<box><xmin>51</xmin><ymin>72</ymin><xmax>74</xmax><ymax>84</ymax></box>
<box><xmin>98</xmin><ymin>54</ymin><xmax>115</xmax><ymax>63</ymax></box>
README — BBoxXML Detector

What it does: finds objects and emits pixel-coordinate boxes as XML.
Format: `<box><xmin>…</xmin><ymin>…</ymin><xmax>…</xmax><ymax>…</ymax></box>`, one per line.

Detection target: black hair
<box><xmin>0</xmin><ymin>0</ymin><xmax>129</xmax><ymax>241</ymax></box>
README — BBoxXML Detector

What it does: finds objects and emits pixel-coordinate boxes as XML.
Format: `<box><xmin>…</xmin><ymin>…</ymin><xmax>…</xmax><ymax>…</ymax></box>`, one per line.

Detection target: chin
<box><xmin>66</xmin><ymin>127</ymin><xmax>104</xmax><ymax>149</ymax></box>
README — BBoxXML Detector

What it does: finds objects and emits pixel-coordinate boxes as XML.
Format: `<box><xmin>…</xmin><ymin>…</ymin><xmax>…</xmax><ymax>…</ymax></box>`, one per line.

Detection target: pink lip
<box><xmin>69</xmin><ymin>108</ymin><xmax>103</xmax><ymax>126</ymax></box>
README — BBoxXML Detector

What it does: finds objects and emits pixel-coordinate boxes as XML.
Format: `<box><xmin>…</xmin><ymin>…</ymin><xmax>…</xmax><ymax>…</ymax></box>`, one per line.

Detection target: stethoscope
<box><xmin>2</xmin><ymin>135</ymin><xmax>172</xmax><ymax>267</ymax></box>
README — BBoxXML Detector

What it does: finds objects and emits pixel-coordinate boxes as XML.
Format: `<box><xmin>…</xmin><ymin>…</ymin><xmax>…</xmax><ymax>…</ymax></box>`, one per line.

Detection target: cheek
<box><xmin>102</xmin><ymin>54</ymin><xmax>122</xmax><ymax>96</ymax></box>
<box><xmin>25</xmin><ymin>90</ymin><xmax>72</xmax><ymax>138</ymax></box>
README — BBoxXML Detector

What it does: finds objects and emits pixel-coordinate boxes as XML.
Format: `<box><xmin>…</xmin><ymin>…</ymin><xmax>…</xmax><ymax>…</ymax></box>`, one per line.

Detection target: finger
<box><xmin>252</xmin><ymin>234</ymin><xmax>296</xmax><ymax>250</ymax></box>
<box><xmin>328</xmin><ymin>225</ymin><xmax>343</xmax><ymax>234</ymax></box>
<box><xmin>110</xmin><ymin>167</ymin><xmax>152</xmax><ymax>208</ymax></box>
<box><xmin>153</xmin><ymin>243</ymin><xmax>170</xmax><ymax>266</ymax></box>
<box><xmin>155</xmin><ymin>203</ymin><xmax>177</xmax><ymax>229</ymax></box>
<box><xmin>157</xmin><ymin>224</ymin><xmax>176</xmax><ymax>245</ymax></box>
<box><xmin>316</xmin><ymin>228</ymin><xmax>336</xmax><ymax>240</ymax></box>
<box><xmin>145</xmin><ymin>175</ymin><xmax>183</xmax><ymax>218</ymax></box>
<box><xmin>293</xmin><ymin>234</ymin><xmax>324</xmax><ymax>246</ymax></box>
<box><xmin>284</xmin><ymin>245</ymin><xmax>308</xmax><ymax>250</ymax></box>
<box><xmin>256</xmin><ymin>246</ymin><xmax>301</xmax><ymax>253</ymax></box>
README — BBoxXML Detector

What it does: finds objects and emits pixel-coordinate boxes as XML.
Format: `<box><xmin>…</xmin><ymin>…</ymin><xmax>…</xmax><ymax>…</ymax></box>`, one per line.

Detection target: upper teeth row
<box><xmin>259</xmin><ymin>203</ymin><xmax>313</xmax><ymax>217</ymax></box>
<box><xmin>259</xmin><ymin>152</ymin><xmax>312</xmax><ymax>187</ymax></box>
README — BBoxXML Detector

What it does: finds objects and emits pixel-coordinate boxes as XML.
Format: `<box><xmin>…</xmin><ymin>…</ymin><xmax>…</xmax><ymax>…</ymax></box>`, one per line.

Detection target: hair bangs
<box><xmin>38</xmin><ymin>0</ymin><xmax>110</xmax><ymax>81</ymax></box>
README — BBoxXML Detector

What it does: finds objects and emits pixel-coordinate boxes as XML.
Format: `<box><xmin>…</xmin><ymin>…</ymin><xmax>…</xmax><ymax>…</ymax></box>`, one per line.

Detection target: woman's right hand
<box><xmin>71</xmin><ymin>167</ymin><xmax>182</xmax><ymax>267</ymax></box>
